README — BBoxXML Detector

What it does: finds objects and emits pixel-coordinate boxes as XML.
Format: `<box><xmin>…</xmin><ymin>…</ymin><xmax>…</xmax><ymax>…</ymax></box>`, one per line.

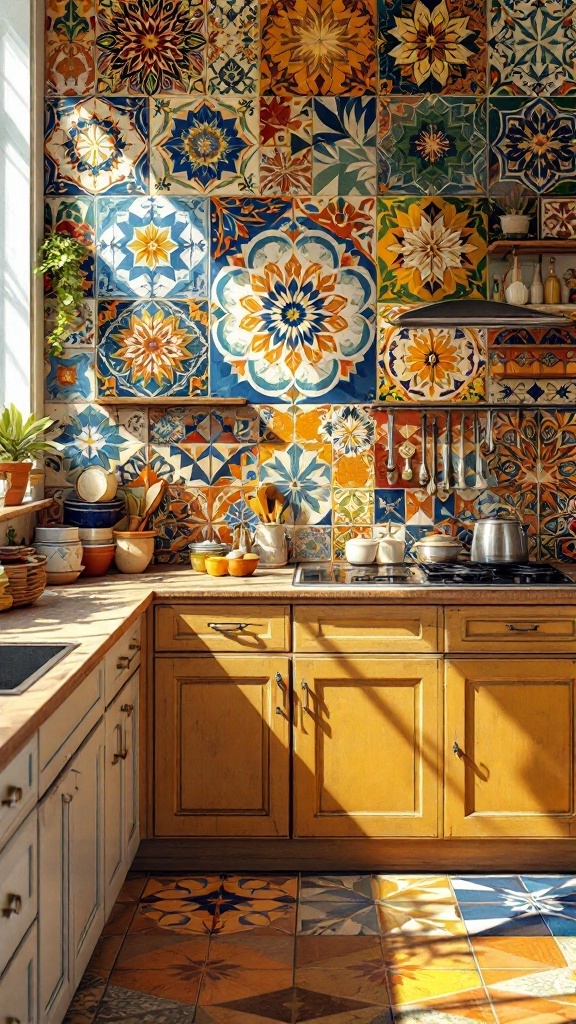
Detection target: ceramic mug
<box><xmin>252</xmin><ymin>523</ymin><xmax>288</xmax><ymax>567</ymax></box>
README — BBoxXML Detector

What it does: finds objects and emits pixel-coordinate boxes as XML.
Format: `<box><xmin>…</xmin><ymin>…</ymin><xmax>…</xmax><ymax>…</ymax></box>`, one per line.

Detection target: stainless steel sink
<box><xmin>0</xmin><ymin>644</ymin><xmax>77</xmax><ymax>695</ymax></box>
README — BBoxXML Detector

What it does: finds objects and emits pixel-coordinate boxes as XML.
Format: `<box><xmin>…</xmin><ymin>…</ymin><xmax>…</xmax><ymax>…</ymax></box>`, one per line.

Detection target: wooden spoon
<box><xmin>138</xmin><ymin>480</ymin><xmax>167</xmax><ymax>531</ymax></box>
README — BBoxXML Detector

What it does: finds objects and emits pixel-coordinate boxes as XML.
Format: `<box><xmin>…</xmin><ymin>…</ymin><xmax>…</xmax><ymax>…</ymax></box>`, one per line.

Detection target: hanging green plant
<box><xmin>35</xmin><ymin>231</ymin><xmax>89</xmax><ymax>355</ymax></box>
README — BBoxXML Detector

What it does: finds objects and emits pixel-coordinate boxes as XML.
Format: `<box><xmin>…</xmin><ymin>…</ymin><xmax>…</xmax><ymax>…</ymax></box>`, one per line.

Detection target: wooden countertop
<box><xmin>1</xmin><ymin>563</ymin><xmax>576</xmax><ymax>771</ymax></box>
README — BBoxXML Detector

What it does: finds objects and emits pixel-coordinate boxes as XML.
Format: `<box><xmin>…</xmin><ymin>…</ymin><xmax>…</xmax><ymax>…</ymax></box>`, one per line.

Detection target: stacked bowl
<box><xmin>63</xmin><ymin>466</ymin><xmax>125</xmax><ymax>530</ymax></box>
<box><xmin>33</xmin><ymin>526</ymin><xmax>84</xmax><ymax>585</ymax></box>
<box><xmin>79</xmin><ymin>527</ymin><xmax>116</xmax><ymax>577</ymax></box>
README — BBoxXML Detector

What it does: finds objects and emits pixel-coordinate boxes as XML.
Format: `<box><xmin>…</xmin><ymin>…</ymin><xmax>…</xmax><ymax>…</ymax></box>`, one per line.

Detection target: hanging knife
<box><xmin>418</xmin><ymin>412</ymin><xmax>429</xmax><ymax>487</ymax></box>
<box><xmin>444</xmin><ymin>410</ymin><xmax>453</xmax><ymax>490</ymax></box>
<box><xmin>474</xmin><ymin>412</ymin><xmax>487</xmax><ymax>489</ymax></box>
<box><xmin>457</xmin><ymin>412</ymin><xmax>466</xmax><ymax>491</ymax></box>
<box><xmin>427</xmin><ymin>417</ymin><xmax>438</xmax><ymax>496</ymax></box>
<box><xmin>386</xmin><ymin>411</ymin><xmax>398</xmax><ymax>485</ymax></box>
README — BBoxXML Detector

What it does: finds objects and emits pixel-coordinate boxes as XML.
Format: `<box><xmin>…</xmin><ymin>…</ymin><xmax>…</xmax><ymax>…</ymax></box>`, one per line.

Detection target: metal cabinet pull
<box><xmin>117</xmin><ymin>655</ymin><xmax>131</xmax><ymax>669</ymax></box>
<box><xmin>506</xmin><ymin>623</ymin><xmax>540</xmax><ymax>632</ymax></box>
<box><xmin>275</xmin><ymin>672</ymin><xmax>286</xmax><ymax>693</ymax></box>
<box><xmin>1</xmin><ymin>786</ymin><xmax>23</xmax><ymax>808</ymax></box>
<box><xmin>207</xmin><ymin>622</ymin><xmax>250</xmax><ymax>633</ymax></box>
<box><xmin>120</xmin><ymin>703</ymin><xmax>134</xmax><ymax>717</ymax></box>
<box><xmin>128</xmin><ymin>641</ymin><xmax>141</xmax><ymax>651</ymax></box>
<box><xmin>301</xmin><ymin>680</ymin><xmax>310</xmax><ymax>714</ymax></box>
<box><xmin>453</xmin><ymin>741</ymin><xmax>463</xmax><ymax>758</ymax></box>
<box><xmin>2</xmin><ymin>894</ymin><xmax>22</xmax><ymax>918</ymax></box>
<box><xmin>112</xmin><ymin>750</ymin><xmax>128</xmax><ymax>764</ymax></box>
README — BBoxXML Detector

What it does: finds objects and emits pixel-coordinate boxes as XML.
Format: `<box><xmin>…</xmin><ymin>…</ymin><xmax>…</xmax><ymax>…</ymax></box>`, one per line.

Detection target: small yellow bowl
<box><xmin>227</xmin><ymin>554</ymin><xmax>259</xmax><ymax>577</ymax></box>
<box><xmin>190</xmin><ymin>552</ymin><xmax>207</xmax><ymax>573</ymax></box>
<box><xmin>205</xmin><ymin>555</ymin><xmax>229</xmax><ymax>577</ymax></box>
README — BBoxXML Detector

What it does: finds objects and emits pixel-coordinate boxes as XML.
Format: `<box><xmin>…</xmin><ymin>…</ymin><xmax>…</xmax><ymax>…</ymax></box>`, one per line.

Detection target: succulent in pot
<box><xmin>0</xmin><ymin>405</ymin><xmax>56</xmax><ymax>506</ymax></box>
<box><xmin>493</xmin><ymin>184</ymin><xmax>532</xmax><ymax>239</ymax></box>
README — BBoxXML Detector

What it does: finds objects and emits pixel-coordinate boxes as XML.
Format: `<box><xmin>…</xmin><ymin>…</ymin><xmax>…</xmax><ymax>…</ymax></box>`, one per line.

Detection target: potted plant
<box><xmin>0</xmin><ymin>405</ymin><xmax>56</xmax><ymax>505</ymax></box>
<box><xmin>494</xmin><ymin>185</ymin><xmax>532</xmax><ymax>239</ymax></box>
<box><xmin>36</xmin><ymin>232</ymin><xmax>88</xmax><ymax>355</ymax></box>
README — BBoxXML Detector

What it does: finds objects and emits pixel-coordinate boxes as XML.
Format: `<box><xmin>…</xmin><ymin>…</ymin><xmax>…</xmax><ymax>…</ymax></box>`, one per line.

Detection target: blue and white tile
<box><xmin>456</xmin><ymin>902</ymin><xmax>550</xmax><ymax>937</ymax></box>
<box><xmin>46</xmin><ymin>402</ymin><xmax>142</xmax><ymax>473</ymax></box>
<box><xmin>374</xmin><ymin>489</ymin><xmax>406</xmax><ymax>525</ymax></box>
<box><xmin>97</xmin><ymin>196</ymin><xmax>208</xmax><ymax>298</ymax></box>
<box><xmin>451</xmin><ymin>876</ymin><xmax>528</xmax><ymax>903</ymax></box>
<box><xmin>149</xmin><ymin>407</ymin><xmax>212</xmax><ymax>445</ymax></box>
<box><xmin>149</xmin><ymin>443</ymin><xmax>212</xmax><ymax>487</ymax></box>
<box><xmin>210</xmin><ymin>444</ymin><xmax>258</xmax><ymax>485</ymax></box>
<box><xmin>292</xmin><ymin>526</ymin><xmax>332</xmax><ymax>562</ymax></box>
<box><xmin>45</xmin><ymin>349</ymin><xmax>95</xmax><ymax>402</ymax></box>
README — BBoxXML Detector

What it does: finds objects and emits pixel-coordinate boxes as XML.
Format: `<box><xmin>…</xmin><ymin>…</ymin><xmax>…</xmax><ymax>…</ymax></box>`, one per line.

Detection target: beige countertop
<box><xmin>2</xmin><ymin>563</ymin><xmax>576</xmax><ymax>770</ymax></box>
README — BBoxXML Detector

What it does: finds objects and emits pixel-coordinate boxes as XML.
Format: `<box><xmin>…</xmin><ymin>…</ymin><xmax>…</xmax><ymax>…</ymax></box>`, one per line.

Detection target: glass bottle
<box><xmin>530</xmin><ymin>259</ymin><xmax>544</xmax><ymax>304</ymax></box>
<box><xmin>544</xmin><ymin>256</ymin><xmax>561</xmax><ymax>305</ymax></box>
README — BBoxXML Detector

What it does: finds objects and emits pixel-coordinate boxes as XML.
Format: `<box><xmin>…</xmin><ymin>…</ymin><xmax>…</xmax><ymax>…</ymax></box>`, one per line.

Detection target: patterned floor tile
<box><xmin>198</xmin><ymin>967</ymin><xmax>294</xmax><ymax>1007</ymax></box>
<box><xmin>457</xmin><ymin>903</ymin><xmax>550</xmax><ymax>937</ymax></box>
<box><xmin>452</xmin><ymin>877</ymin><xmax>527</xmax><ymax>903</ymax></box>
<box><xmin>374</xmin><ymin>876</ymin><xmax>455</xmax><ymax>904</ymax></box>
<box><xmin>136</xmin><ymin>875</ymin><xmax>222</xmax><ymax>934</ymax></box>
<box><xmin>219</xmin><ymin>876</ymin><xmax>298</xmax><ymax>901</ymax></box>
<box><xmin>209</xmin><ymin>935</ymin><xmax>295</xmax><ymax>970</ymax></box>
<box><xmin>298</xmin><ymin>901</ymin><xmax>381</xmax><ymax>937</ymax></box>
<box><xmin>382</xmin><ymin>935</ymin><xmax>476</xmax><ymax>971</ymax></box>
<box><xmin>389</xmin><ymin>967</ymin><xmax>488</xmax><ymax>1009</ymax></box>
<box><xmin>95</xmin><ymin>984</ymin><xmax>196</xmax><ymax>1022</ymax></box>
<box><xmin>296</xmin><ymin>935</ymin><xmax>383</xmax><ymax>968</ymax></box>
<box><xmin>213</xmin><ymin>900</ymin><xmax>297</xmax><ymax>936</ymax></box>
<box><xmin>111</xmin><ymin>932</ymin><xmax>209</xmax><ymax>1003</ymax></box>
<box><xmin>295</xmin><ymin>946</ymin><xmax>390</xmax><ymax>1004</ymax></box>
<box><xmin>471</xmin><ymin>937</ymin><xmax>569</xmax><ymax>972</ymax></box>
<box><xmin>300</xmin><ymin>875</ymin><xmax>375</xmax><ymax>902</ymax></box>
<box><xmin>522</xmin><ymin>879</ymin><xmax>576</xmax><ymax>903</ymax></box>
<box><xmin>377</xmin><ymin>902</ymin><xmax>467</xmax><ymax>940</ymax></box>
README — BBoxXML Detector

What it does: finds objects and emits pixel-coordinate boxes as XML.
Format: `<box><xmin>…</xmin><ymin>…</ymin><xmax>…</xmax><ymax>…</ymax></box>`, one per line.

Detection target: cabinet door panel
<box><xmin>445</xmin><ymin>659</ymin><xmax>576</xmax><ymax>837</ymax></box>
<box><xmin>70</xmin><ymin>722</ymin><xmax>105</xmax><ymax>982</ymax></box>
<box><xmin>155</xmin><ymin>657</ymin><xmax>290</xmax><ymax>836</ymax></box>
<box><xmin>0</xmin><ymin>922</ymin><xmax>37</xmax><ymax>1024</ymax></box>
<box><xmin>123</xmin><ymin>671</ymin><xmax>140</xmax><ymax>863</ymax></box>
<box><xmin>38</xmin><ymin>773</ymin><xmax>73</xmax><ymax>1024</ymax></box>
<box><xmin>294</xmin><ymin>656</ymin><xmax>440</xmax><ymax>838</ymax></box>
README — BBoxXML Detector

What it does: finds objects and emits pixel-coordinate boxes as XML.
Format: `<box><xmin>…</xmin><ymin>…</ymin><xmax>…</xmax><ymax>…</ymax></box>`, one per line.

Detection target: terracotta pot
<box><xmin>81</xmin><ymin>544</ymin><xmax>116</xmax><ymax>577</ymax></box>
<box><xmin>113</xmin><ymin>530</ymin><xmax>156</xmax><ymax>574</ymax></box>
<box><xmin>0</xmin><ymin>462</ymin><xmax>31</xmax><ymax>506</ymax></box>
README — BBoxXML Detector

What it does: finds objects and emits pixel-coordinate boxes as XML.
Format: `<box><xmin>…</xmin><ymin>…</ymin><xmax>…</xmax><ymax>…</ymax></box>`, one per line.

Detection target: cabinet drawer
<box><xmin>446</xmin><ymin>606</ymin><xmax>576</xmax><ymax>653</ymax></box>
<box><xmin>294</xmin><ymin>605</ymin><xmax>439</xmax><ymax>653</ymax></box>
<box><xmin>39</xmin><ymin>665</ymin><xmax>103</xmax><ymax>795</ymax></box>
<box><xmin>0</xmin><ymin>736</ymin><xmax>37</xmax><ymax>851</ymax></box>
<box><xmin>0</xmin><ymin>922</ymin><xmax>37</xmax><ymax>1024</ymax></box>
<box><xmin>105</xmin><ymin>618</ymin><xmax>141</xmax><ymax>705</ymax></box>
<box><xmin>155</xmin><ymin>604</ymin><xmax>290</xmax><ymax>652</ymax></box>
<box><xmin>0</xmin><ymin>811</ymin><xmax>37</xmax><ymax>975</ymax></box>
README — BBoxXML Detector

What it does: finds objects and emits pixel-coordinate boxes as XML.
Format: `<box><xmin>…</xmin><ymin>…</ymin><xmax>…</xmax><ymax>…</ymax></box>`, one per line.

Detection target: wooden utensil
<box><xmin>256</xmin><ymin>485</ymin><xmax>272</xmax><ymax>522</ymax></box>
<box><xmin>419</xmin><ymin>412</ymin><xmax>429</xmax><ymax>487</ymax></box>
<box><xmin>138</xmin><ymin>480</ymin><xmax>167</xmax><ymax>531</ymax></box>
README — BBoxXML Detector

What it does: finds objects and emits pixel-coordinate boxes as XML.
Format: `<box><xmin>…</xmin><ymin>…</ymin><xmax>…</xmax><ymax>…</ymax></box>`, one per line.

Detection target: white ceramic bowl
<box><xmin>35</xmin><ymin>526</ymin><xmax>80</xmax><ymax>543</ymax></box>
<box><xmin>76</xmin><ymin>466</ymin><xmax>118</xmax><ymax>503</ymax></box>
<box><xmin>78</xmin><ymin>527</ymin><xmax>114</xmax><ymax>544</ymax></box>
<box><xmin>345</xmin><ymin>537</ymin><xmax>379</xmax><ymax>565</ymax></box>
<box><xmin>34</xmin><ymin>539</ymin><xmax>83</xmax><ymax>572</ymax></box>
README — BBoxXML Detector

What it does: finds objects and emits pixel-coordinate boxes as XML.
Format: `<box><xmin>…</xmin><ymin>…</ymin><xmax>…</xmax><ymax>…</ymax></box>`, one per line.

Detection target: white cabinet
<box><xmin>38</xmin><ymin>721</ymin><xmax>105</xmax><ymax>1024</ymax></box>
<box><xmin>0</xmin><ymin>923</ymin><xmax>37</xmax><ymax>1024</ymax></box>
<box><xmin>104</xmin><ymin>670</ymin><xmax>140</xmax><ymax>915</ymax></box>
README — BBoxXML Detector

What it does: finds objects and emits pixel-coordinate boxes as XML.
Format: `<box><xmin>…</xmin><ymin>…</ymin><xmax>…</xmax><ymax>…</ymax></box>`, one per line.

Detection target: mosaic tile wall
<box><xmin>42</xmin><ymin>0</ymin><xmax>576</xmax><ymax>562</ymax></box>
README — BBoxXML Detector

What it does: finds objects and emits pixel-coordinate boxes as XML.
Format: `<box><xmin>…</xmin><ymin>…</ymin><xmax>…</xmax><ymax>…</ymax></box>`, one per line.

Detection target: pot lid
<box><xmin>415</xmin><ymin>533</ymin><xmax>462</xmax><ymax>546</ymax></box>
<box><xmin>389</xmin><ymin>299</ymin><xmax>572</xmax><ymax>329</ymax></box>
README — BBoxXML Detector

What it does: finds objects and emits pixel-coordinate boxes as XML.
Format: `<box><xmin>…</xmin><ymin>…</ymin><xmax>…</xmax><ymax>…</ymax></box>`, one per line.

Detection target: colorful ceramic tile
<box><xmin>377</xmin><ymin>901</ymin><xmax>467</xmax><ymax>939</ymax></box>
<box><xmin>491</xmin><ymin>410</ymin><xmax>538</xmax><ymax>488</ymax></box>
<box><xmin>379</xmin><ymin>0</ymin><xmax>486</xmax><ymax>95</ymax></box>
<box><xmin>96</xmin><ymin>0</ymin><xmax>206</xmax><ymax>96</ymax></box>
<box><xmin>260</xmin><ymin>96</ymin><xmax>313</xmax><ymax>195</ymax></box>
<box><xmin>111</xmin><ymin>933</ymin><xmax>209</xmax><ymax>1003</ymax></box>
<box><xmin>312</xmin><ymin>98</ymin><xmax>377</xmax><ymax>196</ymax></box>
<box><xmin>261</xmin><ymin>0</ymin><xmax>377</xmax><ymax>96</ymax></box>
<box><xmin>94</xmin><ymin>984</ymin><xmax>196</xmax><ymax>1022</ymax></box>
<box><xmin>321</xmin><ymin>407</ymin><xmax>376</xmax><ymax>456</ymax></box>
<box><xmin>97</xmin><ymin>196</ymin><xmax>208</xmax><ymax>298</ymax></box>
<box><xmin>298</xmin><ymin>901</ymin><xmax>381</xmax><ymax>936</ymax></box>
<box><xmin>294</xmin><ymin>406</ymin><xmax>331</xmax><ymax>443</ymax></box>
<box><xmin>377</xmin><ymin>197</ymin><xmax>488</xmax><ymax>303</ymax></box>
<box><xmin>45</xmin><ymin>97</ymin><xmax>149</xmax><ymax>195</ymax></box>
<box><xmin>541</xmin><ymin>198</ymin><xmax>576</xmax><ymax>239</ymax></box>
<box><xmin>405</xmin><ymin>489</ymin><xmax>434</xmax><ymax>526</ymax></box>
<box><xmin>151</xmin><ymin>96</ymin><xmax>259</xmax><ymax>195</ymax></box>
<box><xmin>211</xmin><ymin>407</ymin><xmax>260</xmax><ymax>443</ymax></box>
<box><xmin>489</xmin><ymin>345</ymin><xmax>576</xmax><ymax>404</ymax></box>
<box><xmin>50</xmin><ymin>402</ymin><xmax>140</xmax><ymax>471</ymax></box>
<box><xmin>296</xmin><ymin>951</ymin><xmax>391</xmax><ymax>1005</ymax></box>
<box><xmin>45</xmin><ymin>300</ymin><xmax>96</xmax><ymax>350</ymax></box>
<box><xmin>210</xmin><ymin>487</ymin><xmax>259</xmax><ymax>535</ymax></box>
<box><xmin>259</xmin><ymin>442</ymin><xmax>331</xmax><ymax>525</ymax></box>
<box><xmin>211</xmin><ymin>199</ymin><xmax>376</xmax><ymax>403</ymax></box>
<box><xmin>540</xmin><ymin>410</ymin><xmax>576</xmax><ymax>488</ymax></box>
<box><xmin>296</xmin><ymin>934</ymin><xmax>383</xmax><ymax>968</ymax></box>
<box><xmin>300</xmin><ymin>876</ymin><xmax>375</xmax><ymax>903</ymax></box>
<box><xmin>333</xmin><ymin>525</ymin><xmax>374</xmax><ymax>560</ymax></box>
<box><xmin>333</xmin><ymin>450</ymin><xmax>375</xmax><ymax>489</ymax></box>
<box><xmin>540</xmin><ymin>483</ymin><xmax>576</xmax><ymax>538</ymax></box>
<box><xmin>456</xmin><ymin>902</ymin><xmax>550</xmax><ymax>937</ymax></box>
<box><xmin>212</xmin><ymin>898</ymin><xmax>297</xmax><ymax>936</ymax></box>
<box><xmin>210</xmin><ymin>444</ymin><xmax>258</xmax><ymax>485</ymax></box>
<box><xmin>471</xmin><ymin>935</ymin><xmax>569</xmax><ymax>972</ymax></box>
<box><xmin>333</xmin><ymin>488</ymin><xmax>374</xmax><ymax>524</ymax></box>
<box><xmin>45</xmin><ymin>349</ymin><xmax>95</xmax><ymax>402</ymax></box>
<box><xmin>293</xmin><ymin>526</ymin><xmax>332</xmax><ymax>562</ymax></box>
<box><xmin>522</xmin><ymin>878</ymin><xmax>576</xmax><ymax>901</ymax></box>
<box><xmin>389</xmin><ymin>967</ymin><xmax>487</xmax><ymax>1011</ymax></box>
<box><xmin>378</xmin><ymin>318</ymin><xmax>487</xmax><ymax>402</ymax></box>
<box><xmin>489</xmin><ymin>0</ymin><xmax>576</xmax><ymax>96</ymax></box>
<box><xmin>489</xmin><ymin>326</ymin><xmax>576</xmax><ymax>347</ymax></box>
<box><xmin>452</xmin><ymin>877</ymin><xmax>528</xmax><ymax>903</ymax></box>
<box><xmin>149</xmin><ymin>444</ymin><xmax>211</xmax><ymax>486</ymax></box>
<box><xmin>489</xmin><ymin>97</ymin><xmax>576</xmax><ymax>194</ymax></box>
<box><xmin>207</xmin><ymin>0</ymin><xmax>258</xmax><ymax>95</ymax></box>
<box><xmin>45</xmin><ymin>0</ymin><xmax>95</xmax><ymax>96</ymax></box>
<box><xmin>378</xmin><ymin>96</ymin><xmax>487</xmax><ymax>195</ymax></box>
<box><xmin>374</xmin><ymin>489</ymin><xmax>405</xmax><ymax>523</ymax></box>
<box><xmin>45</xmin><ymin>198</ymin><xmax>95</xmax><ymax>296</ymax></box>
<box><xmin>97</xmin><ymin>299</ymin><xmax>208</xmax><ymax>398</ymax></box>
<box><xmin>256</xmin><ymin>402</ymin><xmax>295</xmax><ymax>443</ymax></box>
<box><xmin>149</xmin><ymin>406</ymin><xmax>211</xmax><ymax>444</ymax></box>
<box><xmin>220</xmin><ymin>875</ymin><xmax>298</xmax><ymax>902</ymax></box>
<box><xmin>153</xmin><ymin>485</ymin><xmax>213</xmax><ymax>561</ymax></box>
<box><xmin>374</xmin><ymin>876</ymin><xmax>455</xmax><ymax>904</ymax></box>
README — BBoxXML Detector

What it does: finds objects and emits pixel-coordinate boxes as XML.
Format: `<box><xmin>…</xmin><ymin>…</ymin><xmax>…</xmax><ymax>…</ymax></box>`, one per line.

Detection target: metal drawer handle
<box><xmin>506</xmin><ymin>623</ymin><xmax>540</xmax><ymax>632</ymax></box>
<box><xmin>1</xmin><ymin>786</ymin><xmax>23</xmax><ymax>808</ymax></box>
<box><xmin>275</xmin><ymin>671</ymin><xmax>286</xmax><ymax>693</ymax></box>
<box><xmin>121</xmin><ymin>703</ymin><xmax>134</xmax><ymax>717</ymax></box>
<box><xmin>301</xmin><ymin>680</ymin><xmax>310</xmax><ymax>714</ymax></box>
<box><xmin>112</xmin><ymin>750</ymin><xmax>128</xmax><ymax>765</ymax></box>
<box><xmin>207</xmin><ymin>622</ymin><xmax>251</xmax><ymax>633</ymax></box>
<box><xmin>2</xmin><ymin>894</ymin><xmax>22</xmax><ymax>918</ymax></box>
<box><xmin>453</xmin><ymin>741</ymin><xmax>464</xmax><ymax>758</ymax></box>
<box><xmin>117</xmin><ymin>655</ymin><xmax>131</xmax><ymax>669</ymax></box>
<box><xmin>129</xmin><ymin>641</ymin><xmax>141</xmax><ymax>651</ymax></box>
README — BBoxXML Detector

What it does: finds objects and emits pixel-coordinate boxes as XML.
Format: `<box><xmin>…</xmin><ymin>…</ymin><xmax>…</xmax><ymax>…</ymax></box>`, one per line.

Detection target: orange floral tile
<box><xmin>389</xmin><ymin>967</ymin><xmax>486</xmax><ymax>1007</ymax></box>
<box><xmin>219</xmin><ymin>875</ymin><xmax>298</xmax><ymax>901</ymax></box>
<box><xmin>212</xmin><ymin>901</ymin><xmax>297</xmax><ymax>937</ymax></box>
<box><xmin>471</xmin><ymin>938</ymin><xmax>569</xmax><ymax>973</ymax></box>
<box><xmin>198</xmin><ymin>966</ymin><xmax>293</xmax><ymax>1006</ymax></box>
<box><xmin>333</xmin><ymin>451</ymin><xmax>375</xmax><ymax>488</ymax></box>
<box><xmin>382</xmin><ymin>934</ymin><xmax>476</xmax><ymax>971</ymax></box>
<box><xmin>294</xmin><ymin>406</ymin><xmax>331</xmax><ymax>443</ymax></box>
<box><xmin>111</xmin><ymin>934</ymin><xmax>210</xmax><ymax>1004</ymax></box>
<box><xmin>373</xmin><ymin>876</ymin><xmax>455</xmax><ymax>904</ymax></box>
<box><xmin>258</xmin><ymin>406</ymin><xmax>294</xmax><ymax>443</ymax></box>
<box><xmin>487</xmin><ymin>987</ymin><xmax>576</xmax><ymax>1023</ymax></box>
<box><xmin>209</xmin><ymin>935</ymin><xmax>295</xmax><ymax>970</ymax></box>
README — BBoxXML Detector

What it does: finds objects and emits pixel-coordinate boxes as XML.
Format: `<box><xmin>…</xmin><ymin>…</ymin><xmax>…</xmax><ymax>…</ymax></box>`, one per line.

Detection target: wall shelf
<box><xmin>0</xmin><ymin>498</ymin><xmax>53</xmax><ymax>524</ymax></box>
<box><xmin>488</xmin><ymin>239</ymin><xmax>576</xmax><ymax>257</ymax></box>
<box><xmin>97</xmin><ymin>397</ymin><xmax>248</xmax><ymax>407</ymax></box>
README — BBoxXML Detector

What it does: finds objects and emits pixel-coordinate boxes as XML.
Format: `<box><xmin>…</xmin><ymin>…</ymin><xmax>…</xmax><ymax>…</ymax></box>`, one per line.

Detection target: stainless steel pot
<box><xmin>470</xmin><ymin>517</ymin><xmax>528</xmax><ymax>564</ymax></box>
<box><xmin>413</xmin><ymin>532</ymin><xmax>463</xmax><ymax>564</ymax></box>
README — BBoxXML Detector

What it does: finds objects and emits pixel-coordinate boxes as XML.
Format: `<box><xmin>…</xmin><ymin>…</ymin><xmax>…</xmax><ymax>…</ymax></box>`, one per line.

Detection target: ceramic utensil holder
<box><xmin>252</xmin><ymin>523</ymin><xmax>288</xmax><ymax>567</ymax></box>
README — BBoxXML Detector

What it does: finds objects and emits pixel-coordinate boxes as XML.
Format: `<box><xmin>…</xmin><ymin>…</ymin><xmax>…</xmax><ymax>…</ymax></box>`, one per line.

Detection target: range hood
<box><xmin>389</xmin><ymin>299</ymin><xmax>573</xmax><ymax>329</ymax></box>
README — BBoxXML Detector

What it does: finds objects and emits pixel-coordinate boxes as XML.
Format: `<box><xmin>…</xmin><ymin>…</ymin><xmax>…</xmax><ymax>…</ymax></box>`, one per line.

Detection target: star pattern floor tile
<box><xmin>66</xmin><ymin>872</ymin><xmax>576</xmax><ymax>1023</ymax></box>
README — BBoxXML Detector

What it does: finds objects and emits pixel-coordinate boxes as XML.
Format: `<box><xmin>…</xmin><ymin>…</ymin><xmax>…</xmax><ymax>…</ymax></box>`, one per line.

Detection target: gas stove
<box><xmin>293</xmin><ymin>561</ymin><xmax>576</xmax><ymax>587</ymax></box>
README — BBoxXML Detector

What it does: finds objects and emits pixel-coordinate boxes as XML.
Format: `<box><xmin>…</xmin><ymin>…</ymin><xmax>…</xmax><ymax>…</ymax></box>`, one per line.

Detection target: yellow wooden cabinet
<box><xmin>293</xmin><ymin>656</ymin><xmax>441</xmax><ymax>838</ymax></box>
<box><xmin>154</xmin><ymin>655</ymin><xmax>290</xmax><ymax>837</ymax></box>
<box><xmin>445</xmin><ymin>658</ymin><xmax>576</xmax><ymax>837</ymax></box>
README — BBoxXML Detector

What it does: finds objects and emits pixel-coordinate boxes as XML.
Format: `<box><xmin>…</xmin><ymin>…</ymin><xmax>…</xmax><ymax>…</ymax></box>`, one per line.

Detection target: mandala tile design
<box><xmin>259</xmin><ymin>442</ymin><xmax>332</xmax><ymax>524</ymax></box>
<box><xmin>377</xmin><ymin>198</ymin><xmax>488</xmax><ymax>302</ymax></box>
<box><xmin>379</xmin><ymin>316</ymin><xmax>486</xmax><ymax>403</ymax></box>
<box><xmin>293</xmin><ymin>526</ymin><xmax>332</xmax><ymax>561</ymax></box>
<box><xmin>51</xmin><ymin>403</ymin><xmax>138</xmax><ymax>471</ymax></box>
<box><xmin>333</xmin><ymin>488</ymin><xmax>374</xmax><ymax>523</ymax></box>
<box><xmin>97</xmin><ymin>196</ymin><xmax>208</xmax><ymax>298</ymax></box>
<box><xmin>211</xmin><ymin>198</ymin><xmax>376</xmax><ymax>402</ymax></box>
<box><xmin>489</xmin><ymin>347</ymin><xmax>576</xmax><ymax>405</ymax></box>
<box><xmin>490</xmin><ymin>97</ymin><xmax>576</xmax><ymax>194</ymax></box>
<box><xmin>45</xmin><ymin>97</ymin><xmax>149</xmax><ymax>195</ymax></box>
<box><xmin>489</xmin><ymin>326</ymin><xmax>576</xmax><ymax>346</ymax></box>
<box><xmin>45</xmin><ymin>198</ymin><xmax>95</xmax><ymax>296</ymax></box>
<box><xmin>46</xmin><ymin>0</ymin><xmax>95</xmax><ymax>95</ymax></box>
<box><xmin>207</xmin><ymin>0</ymin><xmax>258</xmax><ymax>95</ymax></box>
<box><xmin>45</xmin><ymin>350</ymin><xmax>95</xmax><ymax>402</ymax></box>
<box><xmin>151</xmin><ymin>96</ymin><xmax>259</xmax><ymax>195</ymax></box>
<box><xmin>452</xmin><ymin>876</ymin><xmax>528</xmax><ymax>903</ymax></box>
<box><xmin>260</xmin><ymin>97</ymin><xmax>312</xmax><ymax>195</ymax></box>
<box><xmin>379</xmin><ymin>0</ymin><xmax>486</xmax><ymax>95</ymax></box>
<box><xmin>542</xmin><ymin>198</ymin><xmax>576</xmax><ymax>239</ymax></box>
<box><xmin>97</xmin><ymin>299</ymin><xmax>208</xmax><ymax>398</ymax></box>
<box><xmin>539</xmin><ymin>410</ymin><xmax>576</xmax><ymax>488</ymax></box>
<box><xmin>261</xmin><ymin>0</ymin><xmax>377</xmax><ymax>96</ymax></box>
<box><xmin>321</xmin><ymin>406</ymin><xmax>376</xmax><ymax>455</ymax></box>
<box><xmin>378</xmin><ymin>97</ymin><xmax>486</xmax><ymax>195</ymax></box>
<box><xmin>489</xmin><ymin>0</ymin><xmax>576</xmax><ymax>96</ymax></box>
<box><xmin>96</xmin><ymin>0</ymin><xmax>206</xmax><ymax>96</ymax></box>
<box><xmin>312</xmin><ymin>98</ymin><xmax>377</xmax><ymax>196</ymax></box>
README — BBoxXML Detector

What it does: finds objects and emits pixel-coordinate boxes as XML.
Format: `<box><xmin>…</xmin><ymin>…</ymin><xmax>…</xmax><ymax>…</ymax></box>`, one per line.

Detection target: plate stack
<box><xmin>0</xmin><ymin>564</ymin><xmax>13</xmax><ymax>611</ymax></box>
<box><xmin>0</xmin><ymin>548</ymin><xmax>48</xmax><ymax>607</ymax></box>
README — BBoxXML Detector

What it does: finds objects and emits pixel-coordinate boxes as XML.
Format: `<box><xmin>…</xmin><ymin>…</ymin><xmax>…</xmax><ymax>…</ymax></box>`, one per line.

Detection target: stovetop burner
<box><xmin>292</xmin><ymin>561</ymin><xmax>576</xmax><ymax>587</ymax></box>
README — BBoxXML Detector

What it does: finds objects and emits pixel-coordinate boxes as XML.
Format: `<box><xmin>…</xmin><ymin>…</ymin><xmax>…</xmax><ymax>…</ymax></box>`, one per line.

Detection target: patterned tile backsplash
<box><xmin>43</xmin><ymin>0</ymin><xmax>576</xmax><ymax>562</ymax></box>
